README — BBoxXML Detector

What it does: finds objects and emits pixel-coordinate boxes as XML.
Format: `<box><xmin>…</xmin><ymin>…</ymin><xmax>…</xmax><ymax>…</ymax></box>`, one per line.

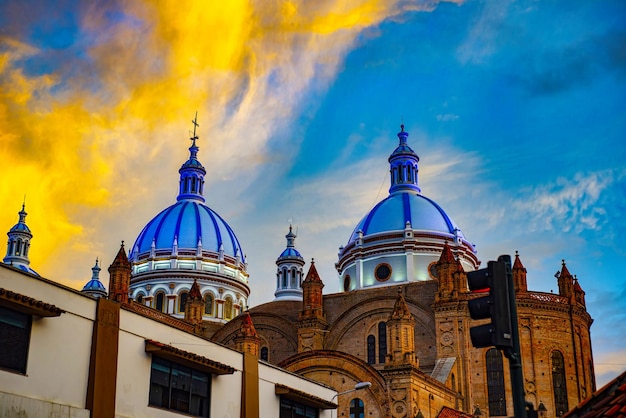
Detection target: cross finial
<box><xmin>190</xmin><ymin>111</ymin><xmax>199</xmax><ymax>147</ymax></box>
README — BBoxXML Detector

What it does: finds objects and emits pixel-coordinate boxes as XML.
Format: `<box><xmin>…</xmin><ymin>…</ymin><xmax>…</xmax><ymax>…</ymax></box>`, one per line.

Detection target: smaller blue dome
<box><xmin>280</xmin><ymin>248</ymin><xmax>302</xmax><ymax>258</ymax></box>
<box><xmin>10</xmin><ymin>223</ymin><xmax>31</xmax><ymax>233</ymax></box>
<box><xmin>82</xmin><ymin>279</ymin><xmax>106</xmax><ymax>292</ymax></box>
<box><xmin>16</xmin><ymin>264</ymin><xmax>39</xmax><ymax>275</ymax></box>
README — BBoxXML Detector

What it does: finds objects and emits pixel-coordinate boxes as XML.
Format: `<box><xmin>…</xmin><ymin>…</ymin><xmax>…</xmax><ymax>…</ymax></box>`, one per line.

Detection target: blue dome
<box><xmin>279</xmin><ymin>248</ymin><xmax>302</xmax><ymax>258</ymax></box>
<box><xmin>130</xmin><ymin>200</ymin><xmax>245</xmax><ymax>262</ymax></box>
<box><xmin>348</xmin><ymin>191</ymin><xmax>463</xmax><ymax>244</ymax></box>
<box><xmin>82</xmin><ymin>279</ymin><xmax>106</xmax><ymax>292</ymax></box>
<box><xmin>10</xmin><ymin>223</ymin><xmax>31</xmax><ymax>233</ymax></box>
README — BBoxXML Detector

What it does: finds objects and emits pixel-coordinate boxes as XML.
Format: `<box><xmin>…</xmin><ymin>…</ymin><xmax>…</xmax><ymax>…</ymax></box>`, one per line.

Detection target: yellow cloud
<box><xmin>0</xmin><ymin>0</ymin><xmax>449</xmax><ymax>289</ymax></box>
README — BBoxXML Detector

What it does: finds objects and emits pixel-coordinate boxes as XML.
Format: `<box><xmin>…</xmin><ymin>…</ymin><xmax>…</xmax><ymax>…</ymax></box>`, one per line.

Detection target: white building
<box><xmin>0</xmin><ymin>263</ymin><xmax>336</xmax><ymax>418</ymax></box>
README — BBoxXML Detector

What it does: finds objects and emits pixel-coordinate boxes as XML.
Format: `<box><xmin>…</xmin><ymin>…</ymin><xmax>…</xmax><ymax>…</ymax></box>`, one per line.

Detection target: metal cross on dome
<box><xmin>190</xmin><ymin>111</ymin><xmax>199</xmax><ymax>146</ymax></box>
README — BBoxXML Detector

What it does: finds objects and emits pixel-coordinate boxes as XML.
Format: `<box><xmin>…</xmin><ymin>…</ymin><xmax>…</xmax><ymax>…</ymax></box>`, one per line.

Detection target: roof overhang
<box><xmin>275</xmin><ymin>384</ymin><xmax>337</xmax><ymax>410</ymax></box>
<box><xmin>0</xmin><ymin>288</ymin><xmax>64</xmax><ymax>317</ymax></box>
<box><xmin>144</xmin><ymin>339</ymin><xmax>235</xmax><ymax>375</ymax></box>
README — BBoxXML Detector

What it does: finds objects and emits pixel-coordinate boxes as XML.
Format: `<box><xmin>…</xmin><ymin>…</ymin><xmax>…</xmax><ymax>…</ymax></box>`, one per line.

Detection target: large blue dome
<box><xmin>347</xmin><ymin>191</ymin><xmax>463</xmax><ymax>245</ymax></box>
<box><xmin>130</xmin><ymin>200</ymin><xmax>245</xmax><ymax>262</ymax></box>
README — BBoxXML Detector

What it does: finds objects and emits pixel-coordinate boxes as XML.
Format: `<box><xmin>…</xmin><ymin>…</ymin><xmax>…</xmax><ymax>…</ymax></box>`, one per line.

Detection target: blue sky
<box><xmin>1</xmin><ymin>0</ymin><xmax>624</xmax><ymax>387</ymax></box>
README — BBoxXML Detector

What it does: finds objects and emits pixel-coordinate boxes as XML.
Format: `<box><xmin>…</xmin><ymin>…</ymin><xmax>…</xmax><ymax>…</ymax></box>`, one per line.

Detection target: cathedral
<box><xmin>3</xmin><ymin>123</ymin><xmax>595</xmax><ymax>418</ymax></box>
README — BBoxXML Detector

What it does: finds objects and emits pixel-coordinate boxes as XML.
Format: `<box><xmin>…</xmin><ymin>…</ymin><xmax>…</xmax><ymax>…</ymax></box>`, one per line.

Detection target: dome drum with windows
<box><xmin>336</xmin><ymin>126</ymin><xmax>479</xmax><ymax>291</ymax></box>
<box><xmin>128</xmin><ymin>119</ymin><xmax>249</xmax><ymax>323</ymax></box>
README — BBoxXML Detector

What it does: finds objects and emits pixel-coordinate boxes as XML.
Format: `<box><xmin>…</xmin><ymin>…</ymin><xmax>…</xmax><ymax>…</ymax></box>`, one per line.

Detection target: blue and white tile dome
<box><xmin>128</xmin><ymin>123</ymin><xmax>249</xmax><ymax>324</ymax></box>
<box><xmin>129</xmin><ymin>200</ymin><xmax>245</xmax><ymax>262</ymax></box>
<box><xmin>337</xmin><ymin>126</ymin><xmax>478</xmax><ymax>291</ymax></box>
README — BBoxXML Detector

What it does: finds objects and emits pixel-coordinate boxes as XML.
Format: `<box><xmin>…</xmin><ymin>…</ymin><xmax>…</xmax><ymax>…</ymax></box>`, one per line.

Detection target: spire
<box><xmin>298</xmin><ymin>258</ymin><xmax>327</xmax><ymax>351</ymax></box>
<box><xmin>177</xmin><ymin>112</ymin><xmax>207</xmax><ymax>203</ymax></box>
<box><xmin>439</xmin><ymin>241</ymin><xmax>456</xmax><ymax>264</ymax></box>
<box><xmin>108</xmin><ymin>241</ymin><xmax>131</xmax><ymax>303</ymax></box>
<box><xmin>81</xmin><ymin>258</ymin><xmax>107</xmax><ymax>298</ymax></box>
<box><xmin>386</xmin><ymin>287</ymin><xmax>417</xmax><ymax>367</ymax></box>
<box><xmin>184</xmin><ymin>279</ymin><xmax>205</xmax><ymax>325</ymax></box>
<box><xmin>189</xmin><ymin>278</ymin><xmax>202</xmax><ymax>300</ymax></box>
<box><xmin>573</xmin><ymin>275</ymin><xmax>586</xmax><ymax>307</ymax></box>
<box><xmin>303</xmin><ymin>259</ymin><xmax>322</xmax><ymax>283</ymax></box>
<box><xmin>388</xmin><ymin>124</ymin><xmax>421</xmax><ymax>194</ymax></box>
<box><xmin>234</xmin><ymin>311</ymin><xmax>260</xmax><ymax>356</ymax></box>
<box><xmin>300</xmin><ymin>259</ymin><xmax>325</xmax><ymax>320</ymax></box>
<box><xmin>557</xmin><ymin>259</ymin><xmax>574</xmax><ymax>299</ymax></box>
<box><xmin>435</xmin><ymin>241</ymin><xmax>458</xmax><ymax>301</ymax></box>
<box><xmin>512</xmin><ymin>251</ymin><xmax>528</xmax><ymax>293</ymax></box>
<box><xmin>3</xmin><ymin>203</ymin><xmax>38</xmax><ymax>275</ymax></box>
<box><xmin>390</xmin><ymin>288</ymin><xmax>412</xmax><ymax>320</ymax></box>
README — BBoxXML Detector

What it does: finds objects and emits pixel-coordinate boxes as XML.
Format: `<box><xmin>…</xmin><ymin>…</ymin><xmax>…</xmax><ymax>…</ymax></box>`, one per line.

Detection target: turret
<box><xmin>512</xmin><ymin>251</ymin><xmax>528</xmax><ymax>293</ymax></box>
<box><xmin>108</xmin><ymin>242</ymin><xmax>131</xmax><ymax>303</ymax></box>
<box><xmin>81</xmin><ymin>258</ymin><xmax>107</xmax><ymax>298</ymax></box>
<box><xmin>234</xmin><ymin>311</ymin><xmax>261</xmax><ymax>356</ymax></box>
<box><xmin>557</xmin><ymin>260</ymin><xmax>574</xmax><ymax>300</ymax></box>
<box><xmin>573</xmin><ymin>276</ymin><xmax>586</xmax><ymax>307</ymax></box>
<box><xmin>435</xmin><ymin>241</ymin><xmax>456</xmax><ymax>301</ymax></box>
<box><xmin>274</xmin><ymin>225</ymin><xmax>305</xmax><ymax>301</ymax></box>
<box><xmin>388</xmin><ymin>125</ymin><xmax>421</xmax><ymax>194</ymax></box>
<box><xmin>386</xmin><ymin>288</ymin><xmax>418</xmax><ymax>367</ymax></box>
<box><xmin>297</xmin><ymin>260</ymin><xmax>327</xmax><ymax>351</ymax></box>
<box><xmin>3</xmin><ymin>204</ymin><xmax>38</xmax><ymax>275</ymax></box>
<box><xmin>184</xmin><ymin>279</ymin><xmax>204</xmax><ymax>325</ymax></box>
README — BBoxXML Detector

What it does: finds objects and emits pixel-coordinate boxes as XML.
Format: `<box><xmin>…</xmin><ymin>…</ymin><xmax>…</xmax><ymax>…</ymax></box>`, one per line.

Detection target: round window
<box><xmin>375</xmin><ymin>263</ymin><xmax>392</xmax><ymax>282</ymax></box>
<box><xmin>428</xmin><ymin>261</ymin><xmax>439</xmax><ymax>280</ymax></box>
<box><xmin>343</xmin><ymin>275</ymin><xmax>351</xmax><ymax>291</ymax></box>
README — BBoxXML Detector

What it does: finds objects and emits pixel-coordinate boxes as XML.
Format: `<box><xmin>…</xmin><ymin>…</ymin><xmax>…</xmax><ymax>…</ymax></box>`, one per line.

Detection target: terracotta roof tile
<box><xmin>563</xmin><ymin>369</ymin><xmax>626</xmax><ymax>417</ymax></box>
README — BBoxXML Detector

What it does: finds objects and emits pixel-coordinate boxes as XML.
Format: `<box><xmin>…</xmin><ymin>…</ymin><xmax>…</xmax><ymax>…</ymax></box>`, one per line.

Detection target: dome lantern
<box><xmin>177</xmin><ymin>112</ymin><xmax>207</xmax><ymax>203</ymax></box>
<box><xmin>3</xmin><ymin>203</ymin><xmax>39</xmax><ymax>276</ymax></box>
<box><xmin>388</xmin><ymin>124</ymin><xmax>421</xmax><ymax>194</ymax></box>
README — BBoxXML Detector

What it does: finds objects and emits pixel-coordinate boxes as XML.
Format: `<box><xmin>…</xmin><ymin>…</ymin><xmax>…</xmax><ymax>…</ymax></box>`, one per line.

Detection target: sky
<box><xmin>1</xmin><ymin>0</ymin><xmax>624</xmax><ymax>387</ymax></box>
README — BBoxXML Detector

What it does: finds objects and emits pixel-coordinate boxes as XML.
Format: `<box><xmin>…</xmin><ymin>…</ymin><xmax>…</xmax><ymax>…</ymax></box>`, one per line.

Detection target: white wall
<box><xmin>0</xmin><ymin>265</ymin><xmax>337</xmax><ymax>418</ymax></box>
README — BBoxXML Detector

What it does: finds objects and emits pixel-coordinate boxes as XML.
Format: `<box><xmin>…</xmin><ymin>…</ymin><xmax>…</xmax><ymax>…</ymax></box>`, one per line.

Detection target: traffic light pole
<box><xmin>498</xmin><ymin>255</ymin><xmax>527</xmax><ymax>418</ymax></box>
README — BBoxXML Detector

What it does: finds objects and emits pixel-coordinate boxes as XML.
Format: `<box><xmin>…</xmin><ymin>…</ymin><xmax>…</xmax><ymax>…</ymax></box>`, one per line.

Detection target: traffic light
<box><xmin>466</xmin><ymin>260</ymin><xmax>513</xmax><ymax>348</ymax></box>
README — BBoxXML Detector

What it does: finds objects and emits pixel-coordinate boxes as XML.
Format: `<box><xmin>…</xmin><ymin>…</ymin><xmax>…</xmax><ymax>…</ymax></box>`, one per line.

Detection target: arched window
<box><xmin>179</xmin><ymin>292</ymin><xmax>188</xmax><ymax>312</ymax></box>
<box><xmin>350</xmin><ymin>398</ymin><xmax>365</xmax><ymax>418</ymax></box>
<box><xmin>23</xmin><ymin>243</ymin><xmax>29</xmax><ymax>256</ymax></box>
<box><xmin>136</xmin><ymin>294</ymin><xmax>144</xmax><ymax>304</ymax></box>
<box><xmin>407</xmin><ymin>165</ymin><xmax>412</xmax><ymax>182</ymax></box>
<box><xmin>8</xmin><ymin>240</ymin><xmax>13</xmax><ymax>255</ymax></box>
<box><xmin>204</xmin><ymin>294</ymin><xmax>213</xmax><ymax>315</ymax></box>
<box><xmin>378</xmin><ymin>322</ymin><xmax>387</xmax><ymax>363</ymax></box>
<box><xmin>155</xmin><ymin>292</ymin><xmax>165</xmax><ymax>312</ymax></box>
<box><xmin>291</xmin><ymin>268</ymin><xmax>297</xmax><ymax>287</ymax></box>
<box><xmin>486</xmin><ymin>348</ymin><xmax>507</xmax><ymax>416</ymax></box>
<box><xmin>191</xmin><ymin>177</ymin><xmax>196</xmax><ymax>193</ymax></box>
<box><xmin>451</xmin><ymin>373</ymin><xmax>456</xmax><ymax>393</ymax></box>
<box><xmin>282</xmin><ymin>268</ymin><xmax>287</xmax><ymax>287</ymax></box>
<box><xmin>552</xmin><ymin>350</ymin><xmax>569</xmax><ymax>415</ymax></box>
<box><xmin>260</xmin><ymin>347</ymin><xmax>269</xmax><ymax>361</ymax></box>
<box><xmin>16</xmin><ymin>239</ymin><xmax>22</xmax><ymax>255</ymax></box>
<box><xmin>224</xmin><ymin>297</ymin><xmax>233</xmax><ymax>320</ymax></box>
<box><xmin>367</xmin><ymin>335</ymin><xmax>376</xmax><ymax>364</ymax></box>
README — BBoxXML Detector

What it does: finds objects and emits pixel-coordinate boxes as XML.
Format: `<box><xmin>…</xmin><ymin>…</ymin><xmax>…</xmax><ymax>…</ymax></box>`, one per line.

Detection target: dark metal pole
<box><xmin>498</xmin><ymin>255</ymin><xmax>526</xmax><ymax>418</ymax></box>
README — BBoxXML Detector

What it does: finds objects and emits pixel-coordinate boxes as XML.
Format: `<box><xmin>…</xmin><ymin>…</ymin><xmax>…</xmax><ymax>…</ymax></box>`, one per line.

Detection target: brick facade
<box><xmin>212</xmin><ymin>249</ymin><xmax>594</xmax><ymax>418</ymax></box>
